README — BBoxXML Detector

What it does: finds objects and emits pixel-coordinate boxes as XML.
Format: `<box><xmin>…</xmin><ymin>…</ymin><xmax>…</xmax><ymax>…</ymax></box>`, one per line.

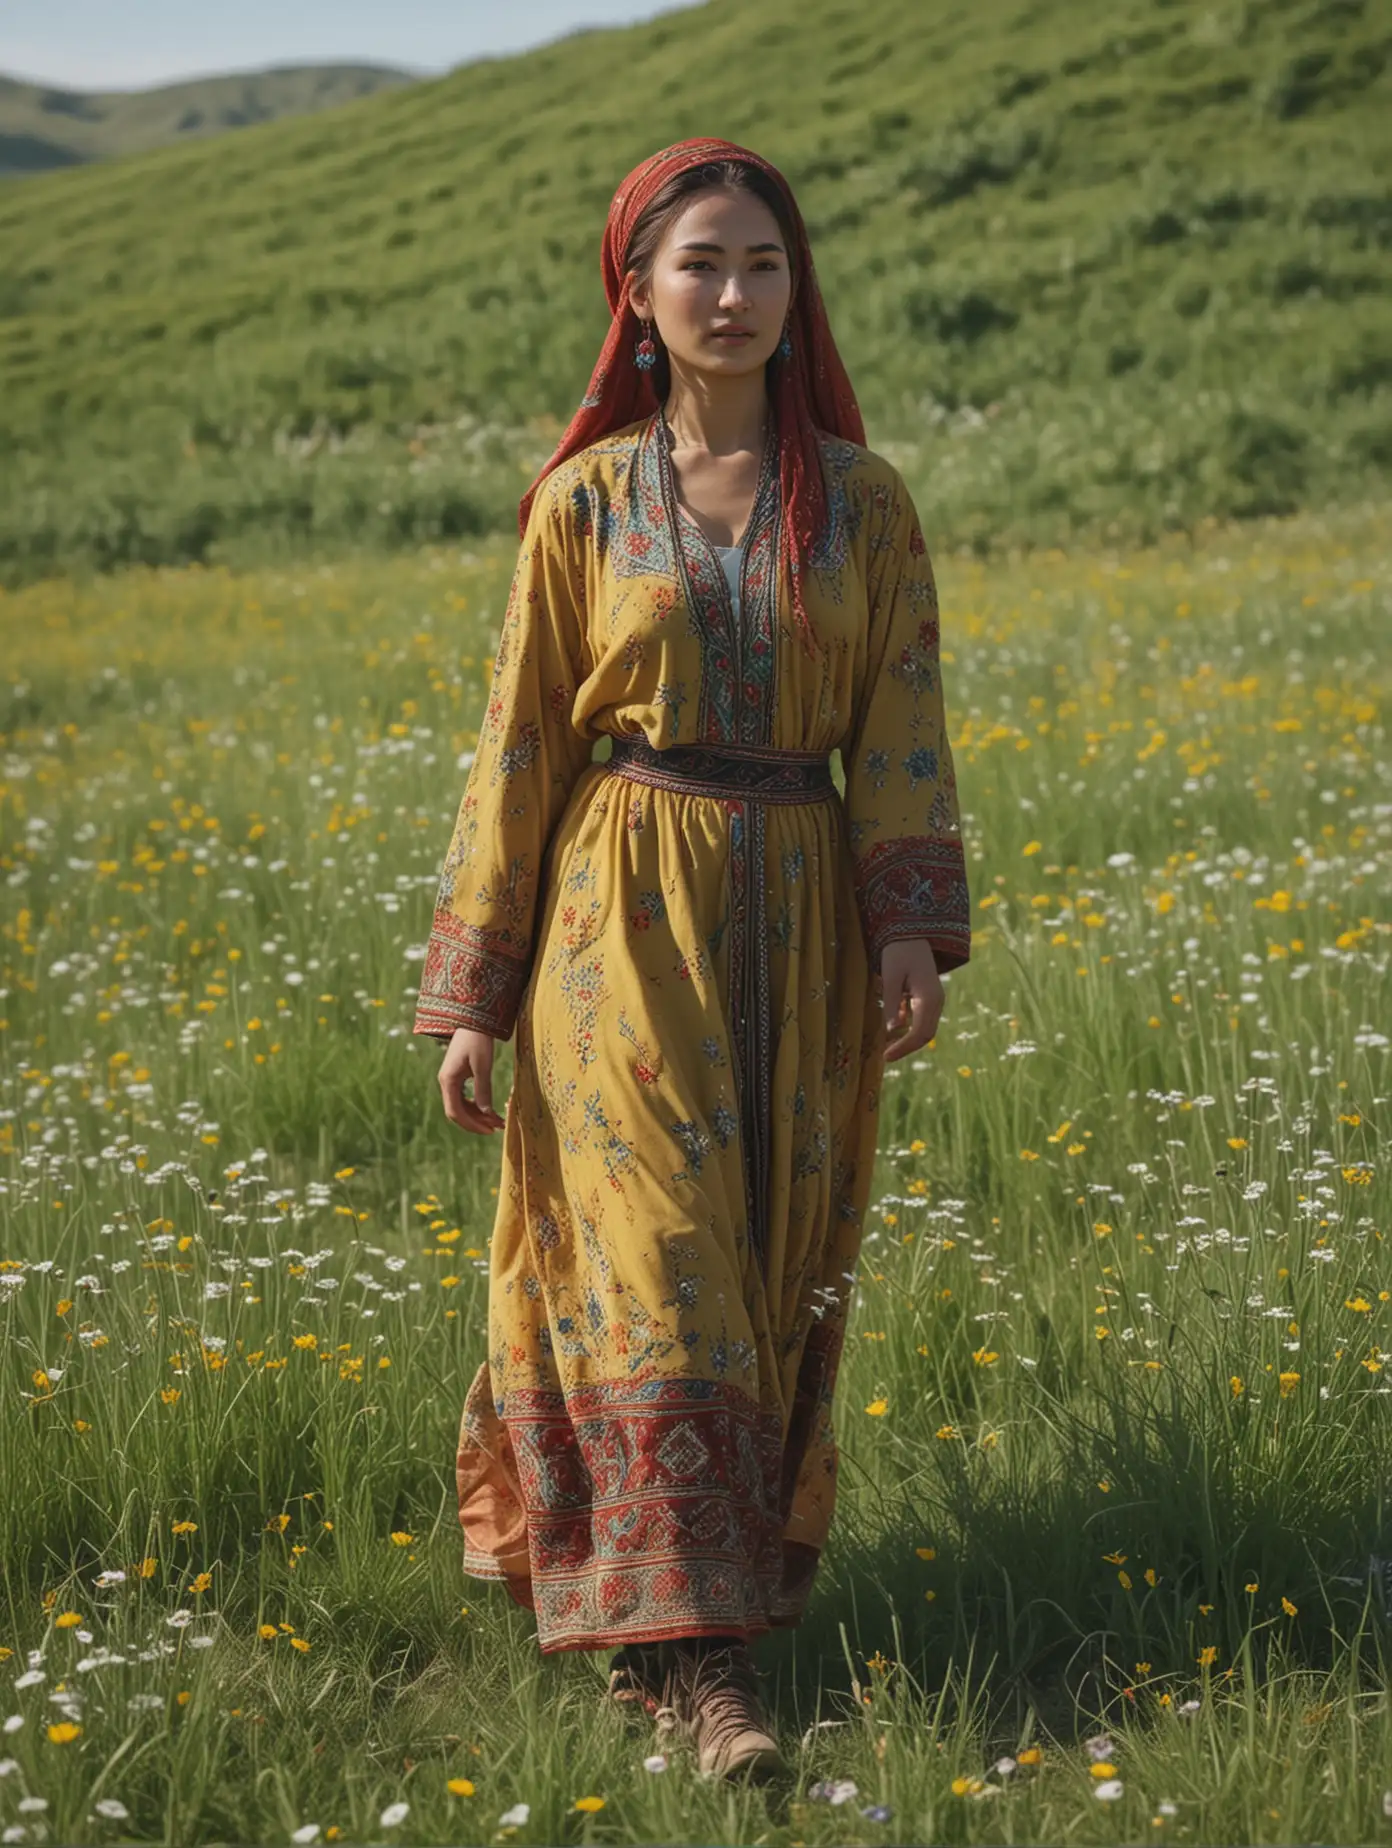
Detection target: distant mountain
<box><xmin>0</xmin><ymin>64</ymin><xmax>417</xmax><ymax>175</ymax></box>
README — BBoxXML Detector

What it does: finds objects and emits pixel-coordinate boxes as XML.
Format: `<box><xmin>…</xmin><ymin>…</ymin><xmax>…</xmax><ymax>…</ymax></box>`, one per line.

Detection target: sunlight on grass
<box><xmin>0</xmin><ymin>500</ymin><xmax>1388</xmax><ymax>1842</ymax></box>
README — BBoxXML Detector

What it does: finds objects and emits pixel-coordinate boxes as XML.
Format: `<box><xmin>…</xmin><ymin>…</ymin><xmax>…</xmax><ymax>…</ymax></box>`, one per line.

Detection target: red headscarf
<box><xmin>518</xmin><ymin>137</ymin><xmax>866</xmax><ymax>658</ymax></box>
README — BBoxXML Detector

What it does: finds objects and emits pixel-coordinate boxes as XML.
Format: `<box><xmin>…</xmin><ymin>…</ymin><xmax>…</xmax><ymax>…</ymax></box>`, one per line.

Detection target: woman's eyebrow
<box><xmin>675</xmin><ymin>240</ymin><xmax>785</xmax><ymax>253</ymax></box>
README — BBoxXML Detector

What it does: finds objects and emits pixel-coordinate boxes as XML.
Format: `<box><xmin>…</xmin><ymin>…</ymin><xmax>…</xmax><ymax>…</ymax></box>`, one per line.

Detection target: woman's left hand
<box><xmin>879</xmin><ymin>938</ymin><xmax>945</xmax><ymax>1063</ymax></box>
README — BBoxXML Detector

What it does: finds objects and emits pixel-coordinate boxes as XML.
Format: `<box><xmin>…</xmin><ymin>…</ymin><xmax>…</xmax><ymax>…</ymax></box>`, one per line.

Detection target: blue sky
<box><xmin>3</xmin><ymin>0</ymin><xmax>699</xmax><ymax>91</ymax></box>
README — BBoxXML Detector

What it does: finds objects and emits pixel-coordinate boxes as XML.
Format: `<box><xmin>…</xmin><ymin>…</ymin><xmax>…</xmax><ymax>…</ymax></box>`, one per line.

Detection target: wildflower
<box><xmin>1282</xmin><ymin>1597</ymin><xmax>1298</xmax><ymax>1617</ymax></box>
<box><xmin>1090</xmin><ymin>1762</ymin><xmax>1118</xmax><ymax>1778</ymax></box>
<box><xmin>642</xmin><ymin>1755</ymin><xmax>667</xmax><ymax>1773</ymax></box>
<box><xmin>291</xmin><ymin>1827</ymin><xmax>321</xmax><ymax>1844</ymax></box>
<box><xmin>1230</xmin><ymin>1376</ymin><xmax>1244</xmax><ymax>1397</ymax></box>
<box><xmin>498</xmin><ymin>1804</ymin><xmax>530</xmax><ymax>1827</ymax></box>
<box><xmin>861</xmin><ymin>1803</ymin><xmax>894</xmax><ymax>1822</ymax></box>
<box><xmin>389</xmin><ymin>1531</ymin><xmax>414</xmax><ymax>1546</ymax></box>
<box><xmin>1245</xmin><ymin>1581</ymin><xmax>1259</xmax><ymax>1594</ymax></box>
<box><xmin>171</xmin><ymin>1521</ymin><xmax>198</xmax><ymax>1535</ymax></box>
<box><xmin>1017</xmin><ymin>1747</ymin><xmax>1042</xmax><ymax>1766</ymax></box>
<box><xmin>93</xmin><ymin>1800</ymin><xmax>130</xmax><ymax>1820</ymax></box>
<box><xmin>258</xmin><ymin>1624</ymin><xmax>278</xmax><ymax>1640</ymax></box>
<box><xmin>573</xmin><ymin>1796</ymin><xmax>605</xmax><ymax>1813</ymax></box>
<box><xmin>446</xmin><ymin>1778</ymin><xmax>475</xmax><ymax>1796</ymax></box>
<box><xmin>972</xmin><ymin>1348</ymin><xmax>999</xmax><ymax>1366</ymax></box>
<box><xmin>935</xmin><ymin>1424</ymin><xmax>957</xmax><ymax>1440</ymax></box>
<box><xmin>1278</xmin><ymin>1371</ymin><xmax>1300</xmax><ymax>1397</ymax></box>
<box><xmin>1197</xmin><ymin>1645</ymin><xmax>1219</xmax><ymax>1667</ymax></box>
<box><xmin>378</xmin><ymin>1803</ymin><xmax>409</xmax><ymax>1828</ymax></box>
<box><xmin>915</xmin><ymin>1546</ymin><xmax>936</xmax><ymax>1560</ymax></box>
<box><xmin>810</xmin><ymin>1779</ymin><xmax>859</xmax><ymax>1804</ymax></box>
<box><xmin>864</xmin><ymin>1398</ymin><xmax>888</xmax><ymax>1416</ymax></box>
<box><xmin>47</xmin><ymin>1721</ymin><xmax>82</xmax><ymax>1743</ymax></box>
<box><xmin>290</xmin><ymin>1637</ymin><xmax>311</xmax><ymax>1653</ymax></box>
<box><xmin>1094</xmin><ymin>1779</ymin><xmax>1124</xmax><ymax>1801</ymax></box>
<box><xmin>53</xmin><ymin>1612</ymin><xmax>82</xmax><ymax>1629</ymax></box>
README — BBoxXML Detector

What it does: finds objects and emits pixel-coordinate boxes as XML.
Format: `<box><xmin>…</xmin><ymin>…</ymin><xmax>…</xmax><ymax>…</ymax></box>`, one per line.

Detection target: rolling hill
<box><xmin>0</xmin><ymin>64</ymin><xmax>416</xmax><ymax>177</ymax></box>
<box><xmin>0</xmin><ymin>0</ymin><xmax>1387</xmax><ymax>585</ymax></box>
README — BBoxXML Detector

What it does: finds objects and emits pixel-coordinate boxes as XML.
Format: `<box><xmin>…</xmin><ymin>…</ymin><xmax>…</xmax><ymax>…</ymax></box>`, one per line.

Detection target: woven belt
<box><xmin>604</xmin><ymin>733</ymin><xmax>836</xmax><ymax>804</ymax></box>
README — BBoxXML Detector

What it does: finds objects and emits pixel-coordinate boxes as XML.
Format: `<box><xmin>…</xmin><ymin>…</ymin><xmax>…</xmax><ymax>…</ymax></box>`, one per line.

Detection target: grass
<box><xmin>0</xmin><ymin>0</ymin><xmax>1389</xmax><ymax>583</ymax></box>
<box><xmin>1</xmin><ymin>496</ymin><xmax>1388</xmax><ymax>1842</ymax></box>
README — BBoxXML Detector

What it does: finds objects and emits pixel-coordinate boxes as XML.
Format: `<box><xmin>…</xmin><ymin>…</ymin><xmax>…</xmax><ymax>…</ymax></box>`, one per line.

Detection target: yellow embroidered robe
<box><xmin>414</xmin><ymin>412</ymin><xmax>970</xmax><ymax>1652</ymax></box>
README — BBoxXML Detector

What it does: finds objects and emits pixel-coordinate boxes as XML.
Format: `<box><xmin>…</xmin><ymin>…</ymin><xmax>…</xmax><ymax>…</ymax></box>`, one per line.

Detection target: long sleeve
<box><xmin>842</xmin><ymin>466</ymin><xmax>971</xmax><ymax>976</ymax></box>
<box><xmin>413</xmin><ymin>478</ymin><xmax>595</xmax><ymax>1042</ymax></box>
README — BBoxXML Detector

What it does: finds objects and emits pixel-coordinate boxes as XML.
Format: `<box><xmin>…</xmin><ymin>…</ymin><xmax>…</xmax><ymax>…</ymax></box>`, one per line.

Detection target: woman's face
<box><xmin>628</xmin><ymin>187</ymin><xmax>793</xmax><ymax>382</ymax></box>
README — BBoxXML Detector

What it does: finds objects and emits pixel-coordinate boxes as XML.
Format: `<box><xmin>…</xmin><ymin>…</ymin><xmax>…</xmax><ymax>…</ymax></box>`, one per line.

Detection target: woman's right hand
<box><xmin>438</xmin><ymin>1027</ymin><xmax>507</xmax><ymax>1134</ymax></box>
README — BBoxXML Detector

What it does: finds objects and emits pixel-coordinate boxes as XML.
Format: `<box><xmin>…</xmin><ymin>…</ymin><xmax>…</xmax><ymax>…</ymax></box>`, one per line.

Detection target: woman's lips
<box><xmin>711</xmin><ymin>331</ymin><xmax>754</xmax><ymax>343</ymax></box>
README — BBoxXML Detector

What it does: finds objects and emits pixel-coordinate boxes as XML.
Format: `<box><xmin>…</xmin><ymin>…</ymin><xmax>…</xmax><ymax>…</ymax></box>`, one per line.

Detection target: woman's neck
<box><xmin>662</xmin><ymin>362</ymin><xmax>770</xmax><ymax>456</ymax></box>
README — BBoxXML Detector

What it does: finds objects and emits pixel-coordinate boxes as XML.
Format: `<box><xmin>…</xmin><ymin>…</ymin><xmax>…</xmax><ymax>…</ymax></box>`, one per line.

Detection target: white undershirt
<box><xmin>714</xmin><ymin>543</ymin><xmax>743</xmax><ymax>619</ymax></box>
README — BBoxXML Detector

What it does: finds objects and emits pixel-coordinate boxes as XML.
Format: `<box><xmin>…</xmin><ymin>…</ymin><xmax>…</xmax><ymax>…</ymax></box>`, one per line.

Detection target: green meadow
<box><xmin>2</xmin><ymin>0</ymin><xmax>1391</xmax><ymax>1838</ymax></box>
<box><xmin>2</xmin><ymin>497</ymin><xmax>1388</xmax><ymax>1842</ymax></box>
<box><xmin>1</xmin><ymin>0</ymin><xmax>1389</xmax><ymax>585</ymax></box>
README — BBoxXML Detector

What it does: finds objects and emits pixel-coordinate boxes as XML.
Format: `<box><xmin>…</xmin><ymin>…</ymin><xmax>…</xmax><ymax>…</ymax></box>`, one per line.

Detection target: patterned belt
<box><xmin>604</xmin><ymin>732</ymin><xmax>837</xmax><ymax>803</ymax></box>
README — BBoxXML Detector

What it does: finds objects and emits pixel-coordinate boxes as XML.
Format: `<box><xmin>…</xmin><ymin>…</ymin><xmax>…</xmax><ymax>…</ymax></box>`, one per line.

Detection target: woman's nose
<box><xmin>718</xmin><ymin>274</ymin><xmax>752</xmax><ymax>308</ymax></box>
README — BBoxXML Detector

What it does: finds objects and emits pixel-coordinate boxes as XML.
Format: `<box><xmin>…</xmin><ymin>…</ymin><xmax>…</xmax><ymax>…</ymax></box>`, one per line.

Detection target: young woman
<box><xmin>414</xmin><ymin>137</ymin><xmax>970</xmax><ymax>1780</ymax></box>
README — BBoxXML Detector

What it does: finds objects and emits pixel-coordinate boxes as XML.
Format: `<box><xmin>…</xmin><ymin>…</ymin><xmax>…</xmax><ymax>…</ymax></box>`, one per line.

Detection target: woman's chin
<box><xmin>675</xmin><ymin>345</ymin><xmax>774</xmax><ymax>379</ymax></box>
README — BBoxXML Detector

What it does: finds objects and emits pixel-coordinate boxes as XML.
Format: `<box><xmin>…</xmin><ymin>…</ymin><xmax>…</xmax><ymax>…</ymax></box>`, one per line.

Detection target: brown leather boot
<box><xmin>667</xmin><ymin>1637</ymin><xmax>787</xmax><ymax>1782</ymax></box>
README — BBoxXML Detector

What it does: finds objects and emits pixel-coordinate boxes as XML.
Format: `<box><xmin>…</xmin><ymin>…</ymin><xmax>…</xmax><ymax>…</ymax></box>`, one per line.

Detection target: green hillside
<box><xmin>0</xmin><ymin>0</ymin><xmax>1388</xmax><ymax>585</ymax></box>
<box><xmin>0</xmin><ymin>64</ymin><xmax>416</xmax><ymax>177</ymax></box>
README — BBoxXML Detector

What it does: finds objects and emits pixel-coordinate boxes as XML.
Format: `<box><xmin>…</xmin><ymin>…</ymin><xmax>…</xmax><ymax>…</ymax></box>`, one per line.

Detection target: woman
<box><xmin>414</xmin><ymin>137</ymin><xmax>970</xmax><ymax>1780</ymax></box>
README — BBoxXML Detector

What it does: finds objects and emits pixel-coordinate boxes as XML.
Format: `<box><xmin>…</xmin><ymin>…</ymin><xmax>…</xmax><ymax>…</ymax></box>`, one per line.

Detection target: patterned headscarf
<box><xmin>518</xmin><ymin>136</ymin><xmax>866</xmax><ymax>659</ymax></box>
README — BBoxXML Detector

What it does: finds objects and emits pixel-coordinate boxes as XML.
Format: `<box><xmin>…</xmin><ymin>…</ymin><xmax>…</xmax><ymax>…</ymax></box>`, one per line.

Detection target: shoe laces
<box><xmin>680</xmin><ymin>1641</ymin><xmax>772</xmax><ymax>1750</ymax></box>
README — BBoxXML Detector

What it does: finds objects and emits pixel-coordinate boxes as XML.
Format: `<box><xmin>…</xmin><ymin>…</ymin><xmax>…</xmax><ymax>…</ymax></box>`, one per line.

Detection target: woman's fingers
<box><xmin>439</xmin><ymin>1042</ymin><xmax>506</xmax><ymax>1134</ymax></box>
<box><xmin>883</xmin><ymin>982</ymin><xmax>944</xmax><ymax>1063</ymax></box>
<box><xmin>468</xmin><ymin>1045</ymin><xmax>496</xmax><ymax>1122</ymax></box>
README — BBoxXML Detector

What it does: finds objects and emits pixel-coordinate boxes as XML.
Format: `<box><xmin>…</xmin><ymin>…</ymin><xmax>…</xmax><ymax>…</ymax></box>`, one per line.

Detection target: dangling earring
<box><xmin>778</xmin><ymin>322</ymin><xmax>793</xmax><ymax>360</ymax></box>
<box><xmin>634</xmin><ymin>319</ymin><xmax>658</xmax><ymax>371</ymax></box>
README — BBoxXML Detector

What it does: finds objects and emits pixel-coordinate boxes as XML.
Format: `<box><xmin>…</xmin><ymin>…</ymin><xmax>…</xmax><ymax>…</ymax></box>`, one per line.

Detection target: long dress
<box><xmin>413</xmin><ymin>410</ymin><xmax>971</xmax><ymax>1654</ymax></box>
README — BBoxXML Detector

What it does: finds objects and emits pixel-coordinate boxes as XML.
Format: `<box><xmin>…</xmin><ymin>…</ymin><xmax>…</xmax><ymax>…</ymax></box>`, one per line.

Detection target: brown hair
<box><xmin>622</xmin><ymin>159</ymin><xmax>798</xmax><ymax>400</ymax></box>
